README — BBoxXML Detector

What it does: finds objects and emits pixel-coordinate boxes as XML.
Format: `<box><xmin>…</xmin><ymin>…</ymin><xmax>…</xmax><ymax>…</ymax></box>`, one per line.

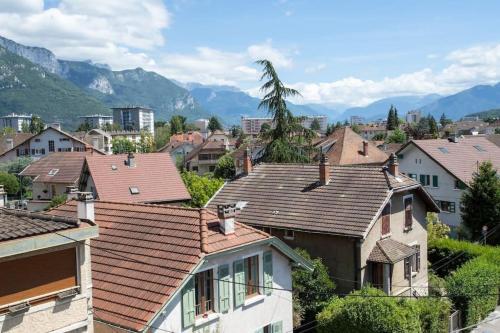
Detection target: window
<box><xmin>192</xmin><ymin>166</ymin><xmax>199</xmax><ymax>172</ymax></box>
<box><xmin>256</xmin><ymin>322</ymin><xmax>283</xmax><ymax>333</ymax></box>
<box><xmin>34</xmin><ymin>138</ymin><xmax>41</xmax><ymax>143</ymax></box>
<box><xmin>408</xmin><ymin>173</ymin><xmax>417</xmax><ymax>180</ymax></box>
<box><xmin>438</xmin><ymin>147</ymin><xmax>449</xmax><ymax>154</ymax></box>
<box><xmin>59</xmin><ymin>138</ymin><xmax>70</xmax><ymax>142</ymax></box>
<box><xmin>455</xmin><ymin>180</ymin><xmax>467</xmax><ymax>190</ymax></box>
<box><xmin>404</xmin><ymin>257</ymin><xmax>411</xmax><ymax>280</ymax></box>
<box><xmin>48</xmin><ymin>140</ymin><xmax>55</xmax><ymax>152</ymax></box>
<box><xmin>404</xmin><ymin>196</ymin><xmax>413</xmax><ymax>228</ymax></box>
<box><xmin>419</xmin><ymin>174</ymin><xmax>430</xmax><ymax>186</ymax></box>
<box><xmin>473</xmin><ymin>145</ymin><xmax>486</xmax><ymax>152</ymax></box>
<box><xmin>245</xmin><ymin>255</ymin><xmax>259</xmax><ymax>297</ymax></box>
<box><xmin>397</xmin><ymin>154</ymin><xmax>404</xmax><ymax>159</ymax></box>
<box><xmin>194</xmin><ymin>270</ymin><xmax>213</xmax><ymax>317</ymax></box>
<box><xmin>209</xmin><ymin>165</ymin><xmax>216</xmax><ymax>172</ymax></box>
<box><xmin>58</xmin><ymin>148</ymin><xmax>72</xmax><ymax>152</ymax></box>
<box><xmin>129</xmin><ymin>187</ymin><xmax>140</xmax><ymax>195</ymax></box>
<box><xmin>412</xmin><ymin>245</ymin><xmax>421</xmax><ymax>273</ymax></box>
<box><xmin>439</xmin><ymin>201</ymin><xmax>456</xmax><ymax>213</ymax></box>
<box><xmin>381</xmin><ymin>203</ymin><xmax>391</xmax><ymax>236</ymax></box>
<box><xmin>51</xmin><ymin>184</ymin><xmax>56</xmax><ymax>196</ymax></box>
<box><xmin>284</xmin><ymin>229</ymin><xmax>295</xmax><ymax>240</ymax></box>
<box><xmin>48</xmin><ymin>168</ymin><xmax>59</xmax><ymax>176</ymax></box>
<box><xmin>432</xmin><ymin>175</ymin><xmax>439</xmax><ymax>187</ymax></box>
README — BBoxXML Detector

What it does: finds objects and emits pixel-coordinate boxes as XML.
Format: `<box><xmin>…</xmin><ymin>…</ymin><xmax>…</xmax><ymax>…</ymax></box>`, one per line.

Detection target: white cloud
<box><xmin>0</xmin><ymin>0</ymin><xmax>169</xmax><ymax>69</ymax></box>
<box><xmin>304</xmin><ymin>63</ymin><xmax>326</xmax><ymax>74</ymax></box>
<box><xmin>247</xmin><ymin>40</ymin><xmax>293</xmax><ymax>68</ymax></box>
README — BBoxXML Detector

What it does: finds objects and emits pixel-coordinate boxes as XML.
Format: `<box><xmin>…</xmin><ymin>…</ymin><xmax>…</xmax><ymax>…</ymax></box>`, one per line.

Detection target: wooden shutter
<box><xmin>218</xmin><ymin>264</ymin><xmax>230</xmax><ymax>313</ymax></box>
<box><xmin>272</xmin><ymin>321</ymin><xmax>283</xmax><ymax>333</ymax></box>
<box><xmin>404</xmin><ymin>257</ymin><xmax>411</xmax><ymax>280</ymax></box>
<box><xmin>233</xmin><ymin>259</ymin><xmax>245</xmax><ymax>307</ymax></box>
<box><xmin>181</xmin><ymin>277</ymin><xmax>195</xmax><ymax>328</ymax></box>
<box><xmin>432</xmin><ymin>175</ymin><xmax>438</xmax><ymax>187</ymax></box>
<box><xmin>414</xmin><ymin>245</ymin><xmax>421</xmax><ymax>272</ymax></box>
<box><xmin>381</xmin><ymin>204</ymin><xmax>390</xmax><ymax>235</ymax></box>
<box><xmin>263</xmin><ymin>251</ymin><xmax>273</xmax><ymax>295</ymax></box>
<box><xmin>404</xmin><ymin>197</ymin><xmax>413</xmax><ymax>228</ymax></box>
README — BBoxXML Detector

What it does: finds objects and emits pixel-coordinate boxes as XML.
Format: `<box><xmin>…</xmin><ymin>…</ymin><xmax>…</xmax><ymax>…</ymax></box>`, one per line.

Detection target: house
<box><xmin>19</xmin><ymin>152</ymin><xmax>87</xmax><ymax>211</ymax></box>
<box><xmin>208</xmin><ymin>153</ymin><xmax>440</xmax><ymax>295</ymax></box>
<box><xmin>185</xmin><ymin>132</ymin><xmax>231</xmax><ymax>174</ymax></box>
<box><xmin>313</xmin><ymin>127</ymin><xmax>389</xmax><ymax>165</ymax></box>
<box><xmin>158</xmin><ymin>131</ymin><xmax>205</xmax><ymax>163</ymax></box>
<box><xmin>0</xmin><ymin>126</ymin><xmax>104</xmax><ymax>164</ymax></box>
<box><xmin>0</xmin><ymin>193</ymin><xmax>98</xmax><ymax>332</ymax></box>
<box><xmin>47</xmin><ymin>199</ymin><xmax>312</xmax><ymax>333</ymax></box>
<box><xmin>376</xmin><ymin>142</ymin><xmax>404</xmax><ymax>156</ymax></box>
<box><xmin>443</xmin><ymin>120</ymin><xmax>498</xmax><ymax>136</ymax></box>
<box><xmin>230</xmin><ymin>144</ymin><xmax>264</xmax><ymax>176</ymax></box>
<box><xmin>79</xmin><ymin>152</ymin><xmax>191</xmax><ymax>204</ymax></box>
<box><xmin>112</xmin><ymin>107</ymin><xmax>154</xmax><ymax>135</ymax></box>
<box><xmin>0</xmin><ymin>133</ymin><xmax>34</xmax><ymax>156</ymax></box>
<box><xmin>395</xmin><ymin>137</ymin><xmax>500</xmax><ymax>229</ymax></box>
<box><xmin>0</xmin><ymin>114</ymin><xmax>32</xmax><ymax>133</ymax></box>
<box><xmin>359</xmin><ymin>125</ymin><xmax>387</xmax><ymax>140</ymax></box>
<box><xmin>406</xmin><ymin>111</ymin><xmax>421</xmax><ymax>124</ymax></box>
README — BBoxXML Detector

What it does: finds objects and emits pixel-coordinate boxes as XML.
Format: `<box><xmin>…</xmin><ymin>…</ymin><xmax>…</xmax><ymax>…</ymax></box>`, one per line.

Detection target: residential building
<box><xmin>231</xmin><ymin>144</ymin><xmax>265</xmax><ymax>176</ymax></box>
<box><xmin>396</xmin><ymin>137</ymin><xmax>500</xmax><ymax>229</ymax></box>
<box><xmin>359</xmin><ymin>125</ymin><xmax>387</xmax><ymax>140</ymax></box>
<box><xmin>0</xmin><ymin>114</ymin><xmax>32</xmax><ymax>133</ymax></box>
<box><xmin>0</xmin><ymin>126</ymin><xmax>104</xmax><ymax>164</ymax></box>
<box><xmin>78</xmin><ymin>115</ymin><xmax>113</xmax><ymax>129</ymax></box>
<box><xmin>194</xmin><ymin>119</ymin><xmax>210</xmax><ymax>138</ymax></box>
<box><xmin>406</xmin><ymin>110</ymin><xmax>421</xmax><ymax>124</ymax></box>
<box><xmin>208</xmin><ymin>154</ymin><xmax>440</xmax><ymax>295</ymax></box>
<box><xmin>185</xmin><ymin>132</ymin><xmax>231</xmax><ymax>174</ymax></box>
<box><xmin>0</xmin><ymin>133</ymin><xmax>34</xmax><ymax>156</ymax></box>
<box><xmin>48</xmin><ymin>200</ymin><xmax>312</xmax><ymax>333</ymax></box>
<box><xmin>112</xmin><ymin>107</ymin><xmax>154</xmax><ymax>135</ymax></box>
<box><xmin>376</xmin><ymin>142</ymin><xmax>404</xmax><ymax>156</ymax></box>
<box><xmin>301</xmin><ymin>115</ymin><xmax>328</xmax><ymax>133</ymax></box>
<box><xmin>82</xmin><ymin>129</ymin><xmax>113</xmax><ymax>154</ymax></box>
<box><xmin>0</xmin><ymin>194</ymin><xmax>98</xmax><ymax>333</ymax></box>
<box><xmin>19</xmin><ymin>152</ymin><xmax>87</xmax><ymax>211</ymax></box>
<box><xmin>158</xmin><ymin>131</ymin><xmax>205</xmax><ymax>163</ymax></box>
<box><xmin>443</xmin><ymin>120</ymin><xmax>498</xmax><ymax>136</ymax></box>
<box><xmin>79</xmin><ymin>152</ymin><xmax>191</xmax><ymax>204</ymax></box>
<box><xmin>350</xmin><ymin>115</ymin><xmax>365</xmax><ymax>126</ymax></box>
<box><xmin>242</xmin><ymin>116</ymin><xmax>328</xmax><ymax>136</ymax></box>
<box><xmin>313</xmin><ymin>127</ymin><xmax>389</xmax><ymax>165</ymax></box>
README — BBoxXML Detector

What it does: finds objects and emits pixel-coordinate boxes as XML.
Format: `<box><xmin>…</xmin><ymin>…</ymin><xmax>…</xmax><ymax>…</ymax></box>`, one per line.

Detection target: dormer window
<box><xmin>129</xmin><ymin>187</ymin><xmax>140</xmax><ymax>195</ymax></box>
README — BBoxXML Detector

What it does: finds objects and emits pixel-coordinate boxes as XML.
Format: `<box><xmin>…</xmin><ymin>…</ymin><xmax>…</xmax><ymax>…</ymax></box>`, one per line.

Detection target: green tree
<box><xmin>154</xmin><ymin>122</ymin><xmax>171</xmax><ymax>150</ymax></box>
<box><xmin>76</xmin><ymin>122</ymin><xmax>92</xmax><ymax>132</ymax></box>
<box><xmin>372</xmin><ymin>132</ymin><xmax>386</xmax><ymax>141</ymax></box>
<box><xmin>29</xmin><ymin>115</ymin><xmax>45</xmax><ymax>134</ymax></box>
<box><xmin>495</xmin><ymin>127</ymin><xmax>500</xmax><ymax>134</ymax></box>
<box><xmin>0</xmin><ymin>171</ymin><xmax>20</xmax><ymax>195</ymax></box>
<box><xmin>428</xmin><ymin>115</ymin><xmax>438</xmax><ymax>138</ymax></box>
<box><xmin>1</xmin><ymin>127</ymin><xmax>15</xmax><ymax>135</ymax></box>
<box><xmin>0</xmin><ymin>157</ymin><xmax>33</xmax><ymax>198</ymax></box>
<box><xmin>208</xmin><ymin>116</ymin><xmax>223</xmax><ymax>132</ymax></box>
<box><xmin>440</xmin><ymin>113</ymin><xmax>452</xmax><ymax>127</ymax></box>
<box><xmin>256</xmin><ymin>59</ymin><xmax>311</xmax><ymax>163</ymax></box>
<box><xmin>351</xmin><ymin>123</ymin><xmax>361</xmax><ymax>134</ymax></box>
<box><xmin>386</xmin><ymin>105</ymin><xmax>396</xmax><ymax>130</ymax></box>
<box><xmin>214</xmin><ymin>154</ymin><xmax>236</xmax><ymax>179</ymax></box>
<box><xmin>260</xmin><ymin>122</ymin><xmax>271</xmax><ymax>134</ymax></box>
<box><xmin>293</xmin><ymin>249</ymin><xmax>335</xmax><ymax>323</ymax></box>
<box><xmin>394</xmin><ymin>107</ymin><xmax>400</xmax><ymax>127</ymax></box>
<box><xmin>21</xmin><ymin>121</ymin><xmax>30</xmax><ymax>133</ymax></box>
<box><xmin>426</xmin><ymin>212</ymin><xmax>450</xmax><ymax>242</ymax></box>
<box><xmin>230</xmin><ymin>125</ymin><xmax>242</xmax><ymax>138</ymax></box>
<box><xmin>325</xmin><ymin>123</ymin><xmax>334</xmax><ymax>136</ymax></box>
<box><xmin>386</xmin><ymin>128</ymin><xmax>406</xmax><ymax>143</ymax></box>
<box><xmin>102</xmin><ymin>123</ymin><xmax>121</xmax><ymax>132</ymax></box>
<box><xmin>111</xmin><ymin>137</ymin><xmax>136</xmax><ymax>154</ymax></box>
<box><xmin>136</xmin><ymin>131</ymin><xmax>155</xmax><ymax>153</ymax></box>
<box><xmin>170</xmin><ymin>115</ymin><xmax>187</xmax><ymax>134</ymax></box>
<box><xmin>310</xmin><ymin>118</ymin><xmax>321</xmax><ymax>132</ymax></box>
<box><xmin>47</xmin><ymin>194</ymin><xmax>67</xmax><ymax>209</ymax></box>
<box><xmin>180</xmin><ymin>172</ymin><xmax>224</xmax><ymax>207</ymax></box>
<box><xmin>461</xmin><ymin>161</ymin><xmax>500</xmax><ymax>245</ymax></box>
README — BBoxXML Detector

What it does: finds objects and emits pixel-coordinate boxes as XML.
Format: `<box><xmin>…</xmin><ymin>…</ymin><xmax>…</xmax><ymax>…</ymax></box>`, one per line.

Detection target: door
<box><xmin>372</xmin><ymin>262</ymin><xmax>384</xmax><ymax>289</ymax></box>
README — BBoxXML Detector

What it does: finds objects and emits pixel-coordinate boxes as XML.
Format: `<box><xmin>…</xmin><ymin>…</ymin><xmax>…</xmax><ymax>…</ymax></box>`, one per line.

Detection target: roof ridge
<box><xmin>1</xmin><ymin>208</ymin><xmax>79</xmax><ymax>225</ymax></box>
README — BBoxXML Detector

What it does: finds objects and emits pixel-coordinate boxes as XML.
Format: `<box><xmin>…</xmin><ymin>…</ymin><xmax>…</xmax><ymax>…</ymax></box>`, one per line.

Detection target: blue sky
<box><xmin>1</xmin><ymin>0</ymin><xmax>500</xmax><ymax>105</ymax></box>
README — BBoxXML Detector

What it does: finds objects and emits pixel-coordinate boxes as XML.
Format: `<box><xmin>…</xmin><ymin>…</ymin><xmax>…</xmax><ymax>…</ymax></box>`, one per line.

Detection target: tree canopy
<box><xmin>310</xmin><ymin>118</ymin><xmax>321</xmax><ymax>131</ymax></box>
<box><xmin>213</xmin><ymin>154</ymin><xmax>236</xmax><ymax>179</ymax></box>
<box><xmin>386</xmin><ymin>105</ymin><xmax>398</xmax><ymax>130</ymax></box>
<box><xmin>111</xmin><ymin>137</ymin><xmax>136</xmax><ymax>154</ymax></box>
<box><xmin>180</xmin><ymin>172</ymin><xmax>224</xmax><ymax>207</ymax></box>
<box><xmin>170</xmin><ymin>115</ymin><xmax>187</xmax><ymax>134</ymax></box>
<box><xmin>27</xmin><ymin>115</ymin><xmax>45</xmax><ymax>134</ymax></box>
<box><xmin>208</xmin><ymin>116</ymin><xmax>223</xmax><ymax>132</ymax></box>
<box><xmin>0</xmin><ymin>172</ymin><xmax>20</xmax><ymax>195</ymax></box>
<box><xmin>386</xmin><ymin>128</ymin><xmax>407</xmax><ymax>143</ymax></box>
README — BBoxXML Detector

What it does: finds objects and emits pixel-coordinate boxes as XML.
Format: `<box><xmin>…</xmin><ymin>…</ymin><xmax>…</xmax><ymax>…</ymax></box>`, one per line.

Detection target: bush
<box><xmin>446</xmin><ymin>258</ymin><xmax>500</xmax><ymax>328</ymax></box>
<box><xmin>317</xmin><ymin>287</ymin><xmax>421</xmax><ymax>333</ymax></box>
<box><xmin>0</xmin><ymin>171</ymin><xmax>20</xmax><ymax>195</ymax></box>
<box><xmin>47</xmin><ymin>194</ymin><xmax>67</xmax><ymax>209</ymax></box>
<box><xmin>213</xmin><ymin>154</ymin><xmax>236</xmax><ymax>179</ymax></box>
<box><xmin>427</xmin><ymin>212</ymin><xmax>450</xmax><ymax>242</ymax></box>
<box><xmin>180</xmin><ymin>172</ymin><xmax>224</xmax><ymax>207</ymax></box>
<box><xmin>416</xmin><ymin>297</ymin><xmax>451</xmax><ymax>332</ymax></box>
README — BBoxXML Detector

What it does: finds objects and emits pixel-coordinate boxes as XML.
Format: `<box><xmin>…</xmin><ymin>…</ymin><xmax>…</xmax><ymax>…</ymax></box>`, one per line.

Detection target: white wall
<box><xmin>152</xmin><ymin>244</ymin><xmax>293</xmax><ymax>333</ymax></box>
<box><xmin>398</xmin><ymin>144</ymin><xmax>463</xmax><ymax>227</ymax></box>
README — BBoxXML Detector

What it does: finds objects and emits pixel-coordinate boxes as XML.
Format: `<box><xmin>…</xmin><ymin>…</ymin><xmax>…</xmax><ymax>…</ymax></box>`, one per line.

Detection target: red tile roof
<box><xmin>19</xmin><ymin>152</ymin><xmax>87</xmax><ymax>184</ymax></box>
<box><xmin>84</xmin><ymin>153</ymin><xmax>191</xmax><ymax>203</ymax></box>
<box><xmin>47</xmin><ymin>201</ymin><xmax>270</xmax><ymax>332</ymax></box>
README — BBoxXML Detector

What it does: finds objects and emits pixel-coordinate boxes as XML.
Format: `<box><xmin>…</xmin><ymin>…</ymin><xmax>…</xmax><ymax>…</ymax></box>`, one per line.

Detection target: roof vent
<box><xmin>129</xmin><ymin>186</ymin><xmax>140</xmax><ymax>194</ymax></box>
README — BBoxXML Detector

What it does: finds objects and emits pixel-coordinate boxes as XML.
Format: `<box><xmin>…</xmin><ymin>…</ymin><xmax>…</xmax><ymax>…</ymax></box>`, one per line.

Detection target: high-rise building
<box><xmin>241</xmin><ymin>115</ymin><xmax>328</xmax><ymax>136</ymax></box>
<box><xmin>79</xmin><ymin>114</ymin><xmax>113</xmax><ymax>129</ymax></box>
<box><xmin>0</xmin><ymin>113</ymin><xmax>32</xmax><ymax>132</ymax></box>
<box><xmin>406</xmin><ymin>110</ymin><xmax>421</xmax><ymax>124</ymax></box>
<box><xmin>112</xmin><ymin>107</ymin><xmax>154</xmax><ymax>135</ymax></box>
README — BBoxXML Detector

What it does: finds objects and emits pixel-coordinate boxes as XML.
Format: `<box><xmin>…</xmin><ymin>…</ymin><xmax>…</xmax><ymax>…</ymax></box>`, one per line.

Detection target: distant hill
<box><xmin>466</xmin><ymin>108</ymin><xmax>500</xmax><ymax>119</ymax></box>
<box><xmin>0</xmin><ymin>46</ymin><xmax>109</xmax><ymax>129</ymax></box>
<box><xmin>341</xmin><ymin>94</ymin><xmax>442</xmax><ymax>121</ymax></box>
<box><xmin>420</xmin><ymin>83</ymin><xmax>500</xmax><ymax>120</ymax></box>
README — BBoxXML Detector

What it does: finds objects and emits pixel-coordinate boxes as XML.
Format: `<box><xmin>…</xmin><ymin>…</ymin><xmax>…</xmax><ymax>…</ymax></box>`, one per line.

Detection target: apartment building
<box><xmin>406</xmin><ymin>110</ymin><xmax>421</xmax><ymax>124</ymax></box>
<box><xmin>78</xmin><ymin>115</ymin><xmax>113</xmax><ymax>129</ymax></box>
<box><xmin>242</xmin><ymin>116</ymin><xmax>328</xmax><ymax>135</ymax></box>
<box><xmin>112</xmin><ymin>107</ymin><xmax>154</xmax><ymax>135</ymax></box>
<box><xmin>0</xmin><ymin>114</ymin><xmax>32</xmax><ymax>133</ymax></box>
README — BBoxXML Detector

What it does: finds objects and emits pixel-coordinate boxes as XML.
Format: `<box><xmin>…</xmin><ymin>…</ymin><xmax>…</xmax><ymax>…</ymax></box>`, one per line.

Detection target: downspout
<box><xmin>354</xmin><ymin>239</ymin><xmax>362</xmax><ymax>290</ymax></box>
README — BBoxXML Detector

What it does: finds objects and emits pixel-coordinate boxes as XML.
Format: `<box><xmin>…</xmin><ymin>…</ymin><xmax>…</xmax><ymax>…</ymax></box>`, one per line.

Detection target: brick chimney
<box><xmin>217</xmin><ymin>203</ymin><xmax>236</xmax><ymax>235</ymax></box>
<box><xmin>77</xmin><ymin>192</ymin><xmax>94</xmax><ymax>224</ymax></box>
<box><xmin>5</xmin><ymin>138</ymin><xmax>13</xmax><ymax>151</ymax></box>
<box><xmin>243</xmin><ymin>147</ymin><xmax>252</xmax><ymax>175</ymax></box>
<box><xmin>199</xmin><ymin>208</ymin><xmax>209</xmax><ymax>253</ymax></box>
<box><xmin>363</xmin><ymin>141</ymin><xmax>369</xmax><ymax>156</ymax></box>
<box><xmin>388</xmin><ymin>153</ymin><xmax>399</xmax><ymax>177</ymax></box>
<box><xmin>319</xmin><ymin>154</ymin><xmax>330</xmax><ymax>185</ymax></box>
<box><xmin>127</xmin><ymin>152</ymin><xmax>136</xmax><ymax>168</ymax></box>
<box><xmin>65</xmin><ymin>186</ymin><xmax>79</xmax><ymax>200</ymax></box>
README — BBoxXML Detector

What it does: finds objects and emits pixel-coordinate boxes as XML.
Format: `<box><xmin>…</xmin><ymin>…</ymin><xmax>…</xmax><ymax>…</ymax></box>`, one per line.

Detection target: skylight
<box><xmin>111</xmin><ymin>165</ymin><xmax>117</xmax><ymax>170</ymax></box>
<box><xmin>438</xmin><ymin>147</ymin><xmax>449</xmax><ymax>154</ymax></box>
<box><xmin>473</xmin><ymin>145</ymin><xmax>486</xmax><ymax>152</ymax></box>
<box><xmin>48</xmin><ymin>168</ymin><xmax>59</xmax><ymax>176</ymax></box>
<box><xmin>129</xmin><ymin>186</ymin><xmax>140</xmax><ymax>195</ymax></box>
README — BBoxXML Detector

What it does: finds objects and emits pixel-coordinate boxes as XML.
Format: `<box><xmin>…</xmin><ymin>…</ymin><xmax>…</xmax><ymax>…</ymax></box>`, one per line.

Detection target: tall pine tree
<box><xmin>386</xmin><ymin>105</ymin><xmax>396</xmax><ymax>130</ymax></box>
<box><xmin>394</xmin><ymin>107</ymin><xmax>400</xmax><ymax>127</ymax></box>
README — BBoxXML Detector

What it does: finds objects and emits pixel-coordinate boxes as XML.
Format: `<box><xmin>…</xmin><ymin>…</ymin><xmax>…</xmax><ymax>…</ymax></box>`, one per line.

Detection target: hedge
<box><xmin>416</xmin><ymin>297</ymin><xmax>451</xmax><ymax>332</ymax></box>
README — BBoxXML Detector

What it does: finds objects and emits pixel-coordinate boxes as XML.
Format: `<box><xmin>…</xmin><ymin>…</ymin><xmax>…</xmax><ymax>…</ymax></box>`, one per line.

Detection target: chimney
<box><xmin>448</xmin><ymin>136</ymin><xmax>458</xmax><ymax>143</ymax></box>
<box><xmin>5</xmin><ymin>138</ymin><xmax>13</xmax><ymax>151</ymax></box>
<box><xmin>0</xmin><ymin>185</ymin><xmax>6</xmax><ymax>208</ymax></box>
<box><xmin>319</xmin><ymin>154</ymin><xmax>330</xmax><ymax>185</ymax></box>
<box><xmin>217</xmin><ymin>203</ymin><xmax>236</xmax><ymax>235</ymax></box>
<box><xmin>199</xmin><ymin>208</ymin><xmax>209</xmax><ymax>253</ymax></box>
<box><xmin>65</xmin><ymin>186</ymin><xmax>79</xmax><ymax>200</ymax></box>
<box><xmin>127</xmin><ymin>152</ymin><xmax>136</xmax><ymax>168</ymax></box>
<box><xmin>362</xmin><ymin>140</ymin><xmax>369</xmax><ymax>156</ymax></box>
<box><xmin>77</xmin><ymin>192</ymin><xmax>94</xmax><ymax>224</ymax></box>
<box><xmin>388</xmin><ymin>153</ymin><xmax>399</xmax><ymax>177</ymax></box>
<box><xmin>243</xmin><ymin>147</ymin><xmax>252</xmax><ymax>175</ymax></box>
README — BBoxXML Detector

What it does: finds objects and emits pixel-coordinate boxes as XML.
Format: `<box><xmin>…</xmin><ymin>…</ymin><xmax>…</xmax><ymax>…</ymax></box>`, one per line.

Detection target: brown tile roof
<box><xmin>184</xmin><ymin>139</ymin><xmax>227</xmax><ymax>162</ymax></box>
<box><xmin>368</xmin><ymin>238</ymin><xmax>417</xmax><ymax>264</ymax></box>
<box><xmin>47</xmin><ymin>200</ymin><xmax>269</xmax><ymax>332</ymax></box>
<box><xmin>315</xmin><ymin>127</ymin><xmax>389</xmax><ymax>165</ymax></box>
<box><xmin>0</xmin><ymin>209</ymin><xmax>78</xmax><ymax>242</ymax></box>
<box><xmin>208</xmin><ymin>163</ymin><xmax>433</xmax><ymax>238</ymax></box>
<box><xmin>486</xmin><ymin>134</ymin><xmax>500</xmax><ymax>147</ymax></box>
<box><xmin>19</xmin><ymin>152</ymin><xmax>87</xmax><ymax>184</ymax></box>
<box><xmin>377</xmin><ymin>143</ymin><xmax>404</xmax><ymax>155</ymax></box>
<box><xmin>398</xmin><ymin>137</ymin><xmax>500</xmax><ymax>184</ymax></box>
<box><xmin>84</xmin><ymin>153</ymin><xmax>191</xmax><ymax>203</ymax></box>
<box><xmin>170</xmin><ymin>131</ymin><xmax>204</xmax><ymax>145</ymax></box>
<box><xmin>0</xmin><ymin>133</ymin><xmax>34</xmax><ymax>155</ymax></box>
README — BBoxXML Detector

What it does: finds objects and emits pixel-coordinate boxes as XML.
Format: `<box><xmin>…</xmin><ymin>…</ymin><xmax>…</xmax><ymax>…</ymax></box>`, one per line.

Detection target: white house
<box><xmin>396</xmin><ymin>137</ymin><xmax>500</xmax><ymax>229</ymax></box>
<box><xmin>48</xmin><ymin>201</ymin><xmax>312</xmax><ymax>333</ymax></box>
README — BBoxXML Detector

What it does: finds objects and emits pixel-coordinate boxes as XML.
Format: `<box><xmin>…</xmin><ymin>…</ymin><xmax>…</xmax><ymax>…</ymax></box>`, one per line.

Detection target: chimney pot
<box><xmin>5</xmin><ymin>138</ymin><xmax>13</xmax><ymax>151</ymax></box>
<box><xmin>65</xmin><ymin>186</ymin><xmax>79</xmax><ymax>200</ymax></box>
<box><xmin>77</xmin><ymin>192</ymin><xmax>94</xmax><ymax>223</ymax></box>
<box><xmin>217</xmin><ymin>203</ymin><xmax>236</xmax><ymax>235</ymax></box>
<box><xmin>243</xmin><ymin>147</ymin><xmax>252</xmax><ymax>175</ymax></box>
<box><xmin>127</xmin><ymin>152</ymin><xmax>136</xmax><ymax>168</ymax></box>
<box><xmin>363</xmin><ymin>141</ymin><xmax>369</xmax><ymax>156</ymax></box>
<box><xmin>319</xmin><ymin>154</ymin><xmax>330</xmax><ymax>185</ymax></box>
<box><xmin>388</xmin><ymin>153</ymin><xmax>399</xmax><ymax>177</ymax></box>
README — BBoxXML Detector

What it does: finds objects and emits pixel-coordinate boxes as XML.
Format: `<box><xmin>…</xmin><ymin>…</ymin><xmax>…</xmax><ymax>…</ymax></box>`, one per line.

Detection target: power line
<box><xmin>451</xmin><ymin>314</ymin><xmax>500</xmax><ymax>332</ymax></box>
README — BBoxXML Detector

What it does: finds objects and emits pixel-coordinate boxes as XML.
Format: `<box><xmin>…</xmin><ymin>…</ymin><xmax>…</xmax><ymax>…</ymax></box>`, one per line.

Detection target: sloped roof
<box><xmin>315</xmin><ymin>127</ymin><xmax>389</xmax><ymax>165</ymax></box>
<box><xmin>0</xmin><ymin>133</ymin><xmax>34</xmax><ymax>155</ymax></box>
<box><xmin>398</xmin><ymin>137</ymin><xmax>500</xmax><ymax>184</ymax></box>
<box><xmin>84</xmin><ymin>153</ymin><xmax>191</xmax><ymax>203</ymax></box>
<box><xmin>19</xmin><ymin>152</ymin><xmax>87</xmax><ymax>184</ymax></box>
<box><xmin>486</xmin><ymin>134</ymin><xmax>500</xmax><ymax>147</ymax></box>
<box><xmin>47</xmin><ymin>200</ymin><xmax>270</xmax><ymax>332</ymax></box>
<box><xmin>184</xmin><ymin>139</ymin><xmax>227</xmax><ymax>162</ymax></box>
<box><xmin>367</xmin><ymin>238</ymin><xmax>417</xmax><ymax>264</ymax></box>
<box><xmin>208</xmin><ymin>163</ymin><xmax>436</xmax><ymax>238</ymax></box>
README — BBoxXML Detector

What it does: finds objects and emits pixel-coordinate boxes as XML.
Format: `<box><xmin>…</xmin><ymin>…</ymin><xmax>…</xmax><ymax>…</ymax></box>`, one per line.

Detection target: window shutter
<box><xmin>218</xmin><ymin>264</ymin><xmax>230</xmax><ymax>313</ymax></box>
<box><xmin>404</xmin><ymin>258</ymin><xmax>411</xmax><ymax>280</ymax></box>
<box><xmin>419</xmin><ymin>174</ymin><xmax>425</xmax><ymax>185</ymax></box>
<box><xmin>233</xmin><ymin>259</ymin><xmax>245</xmax><ymax>307</ymax></box>
<box><xmin>404</xmin><ymin>197</ymin><xmax>413</xmax><ymax>228</ymax></box>
<box><xmin>272</xmin><ymin>321</ymin><xmax>283</xmax><ymax>333</ymax></box>
<box><xmin>181</xmin><ymin>277</ymin><xmax>195</xmax><ymax>328</ymax></box>
<box><xmin>263</xmin><ymin>251</ymin><xmax>273</xmax><ymax>295</ymax></box>
<box><xmin>432</xmin><ymin>175</ymin><xmax>438</xmax><ymax>187</ymax></box>
<box><xmin>415</xmin><ymin>245</ymin><xmax>421</xmax><ymax>272</ymax></box>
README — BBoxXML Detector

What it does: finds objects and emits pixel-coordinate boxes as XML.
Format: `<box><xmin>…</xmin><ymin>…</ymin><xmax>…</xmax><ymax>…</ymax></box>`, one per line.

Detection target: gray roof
<box><xmin>368</xmin><ymin>238</ymin><xmax>418</xmax><ymax>264</ymax></box>
<box><xmin>208</xmin><ymin>163</ymin><xmax>434</xmax><ymax>238</ymax></box>
<box><xmin>0</xmin><ymin>209</ymin><xmax>78</xmax><ymax>242</ymax></box>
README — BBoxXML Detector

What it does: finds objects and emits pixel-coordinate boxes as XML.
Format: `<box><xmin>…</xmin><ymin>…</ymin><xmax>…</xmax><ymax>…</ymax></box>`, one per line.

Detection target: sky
<box><xmin>1</xmin><ymin>0</ymin><xmax>500</xmax><ymax>107</ymax></box>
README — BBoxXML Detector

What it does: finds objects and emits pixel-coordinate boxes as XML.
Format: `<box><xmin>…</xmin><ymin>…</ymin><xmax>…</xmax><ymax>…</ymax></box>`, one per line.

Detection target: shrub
<box><xmin>416</xmin><ymin>297</ymin><xmax>451</xmax><ymax>332</ymax></box>
<box><xmin>180</xmin><ymin>172</ymin><xmax>224</xmax><ymax>208</ymax></box>
<box><xmin>213</xmin><ymin>154</ymin><xmax>236</xmax><ymax>179</ymax></box>
<box><xmin>427</xmin><ymin>212</ymin><xmax>450</xmax><ymax>242</ymax></box>
<box><xmin>0</xmin><ymin>171</ymin><xmax>20</xmax><ymax>195</ymax></box>
<box><xmin>47</xmin><ymin>194</ymin><xmax>67</xmax><ymax>209</ymax></box>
